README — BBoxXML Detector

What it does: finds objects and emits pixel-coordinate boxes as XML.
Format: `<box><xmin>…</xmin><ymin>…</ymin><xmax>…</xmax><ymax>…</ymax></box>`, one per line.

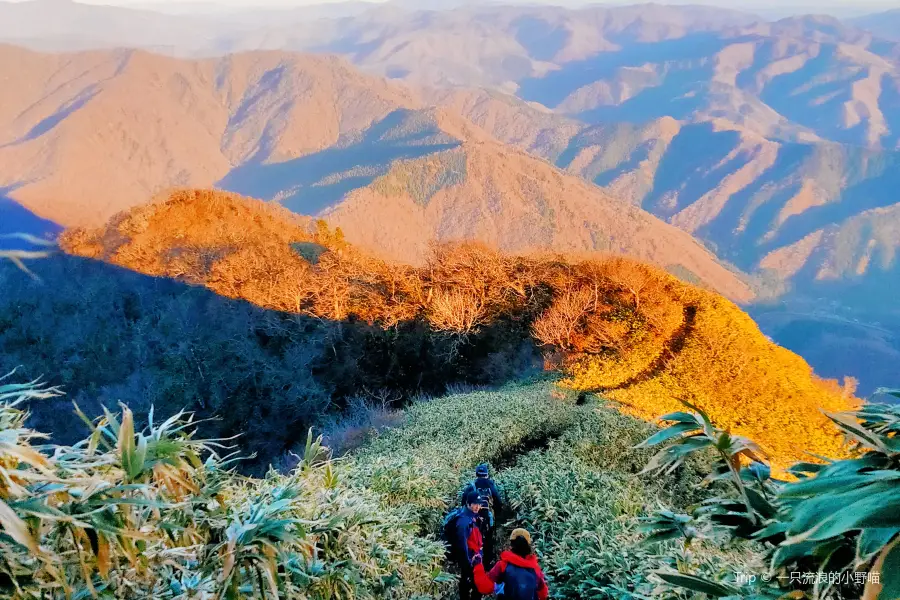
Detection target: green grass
<box><xmin>2</xmin><ymin>376</ymin><xmax>762</xmax><ymax>599</ymax></box>
<box><xmin>345</xmin><ymin>381</ymin><xmax>768</xmax><ymax>599</ymax></box>
<box><xmin>348</xmin><ymin>381</ymin><xmax>580</xmax><ymax>532</ymax></box>
<box><xmin>291</xmin><ymin>241</ymin><xmax>328</xmax><ymax>264</ymax></box>
<box><xmin>370</xmin><ymin>149</ymin><xmax>467</xmax><ymax>206</ymax></box>
<box><xmin>495</xmin><ymin>400</ymin><xmax>705</xmax><ymax>598</ymax></box>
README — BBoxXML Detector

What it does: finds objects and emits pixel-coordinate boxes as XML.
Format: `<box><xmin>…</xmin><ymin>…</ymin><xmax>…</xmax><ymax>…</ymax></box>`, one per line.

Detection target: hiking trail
<box><xmin>591</xmin><ymin>304</ymin><xmax>698</xmax><ymax>393</ymax></box>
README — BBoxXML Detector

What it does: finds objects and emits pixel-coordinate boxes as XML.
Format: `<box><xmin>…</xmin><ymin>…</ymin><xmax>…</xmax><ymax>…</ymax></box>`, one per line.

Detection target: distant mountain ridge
<box><xmin>423</xmin><ymin>82</ymin><xmax>900</xmax><ymax>391</ymax></box>
<box><xmin>852</xmin><ymin>9</ymin><xmax>900</xmax><ymax>41</ymax></box>
<box><xmin>1</xmin><ymin>35</ymin><xmax>897</xmax><ymax>308</ymax></box>
<box><xmin>432</xmin><ymin>87</ymin><xmax>900</xmax><ymax>300</ymax></box>
<box><xmin>4</xmin><ymin>2</ymin><xmax>896</xmax><ymax>149</ymax></box>
<box><xmin>0</xmin><ymin>46</ymin><xmax>418</xmax><ymax>227</ymax></box>
<box><xmin>0</xmin><ymin>44</ymin><xmax>751</xmax><ymax>301</ymax></box>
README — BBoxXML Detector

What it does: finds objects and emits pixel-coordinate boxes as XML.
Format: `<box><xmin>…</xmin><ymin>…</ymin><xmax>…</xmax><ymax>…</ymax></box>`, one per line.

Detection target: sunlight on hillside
<box><xmin>61</xmin><ymin>190</ymin><xmax>857</xmax><ymax>475</ymax></box>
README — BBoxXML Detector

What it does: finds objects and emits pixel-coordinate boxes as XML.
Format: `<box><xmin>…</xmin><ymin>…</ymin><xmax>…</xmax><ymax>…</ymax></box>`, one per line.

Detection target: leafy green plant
<box><xmin>637</xmin><ymin>404</ymin><xmax>771</xmax><ymax>534</ymax></box>
<box><xmin>639</xmin><ymin>509</ymin><xmax>698</xmax><ymax>545</ymax></box>
<box><xmin>0</xmin><ymin>376</ymin><xmax>446</xmax><ymax>599</ymax></box>
<box><xmin>635</xmin><ymin>398</ymin><xmax>900</xmax><ymax>600</ymax></box>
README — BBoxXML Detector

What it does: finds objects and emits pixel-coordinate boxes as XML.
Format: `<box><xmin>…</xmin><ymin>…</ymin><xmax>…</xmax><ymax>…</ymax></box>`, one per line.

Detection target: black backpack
<box><xmin>440</xmin><ymin>507</ymin><xmax>464</xmax><ymax>548</ymax></box>
<box><xmin>461</xmin><ymin>481</ymin><xmax>494</xmax><ymax>508</ymax></box>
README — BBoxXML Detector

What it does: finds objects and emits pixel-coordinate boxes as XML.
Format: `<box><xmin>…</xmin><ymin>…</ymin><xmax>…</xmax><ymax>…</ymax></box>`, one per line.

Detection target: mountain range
<box><xmin>0</xmin><ymin>46</ymin><xmax>417</xmax><ymax>226</ymax></box>
<box><xmin>0</xmin><ymin>44</ymin><xmax>750</xmax><ymax>299</ymax></box>
<box><xmin>852</xmin><ymin>9</ymin><xmax>900</xmax><ymax>41</ymax></box>
<box><xmin>1</xmin><ymin>0</ymin><xmax>898</xmax><ymax>392</ymax></box>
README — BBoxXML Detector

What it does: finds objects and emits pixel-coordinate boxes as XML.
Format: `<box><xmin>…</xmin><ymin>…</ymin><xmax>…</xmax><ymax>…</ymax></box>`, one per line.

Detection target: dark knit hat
<box><xmin>465</xmin><ymin>490</ymin><xmax>484</xmax><ymax>506</ymax></box>
<box><xmin>475</xmin><ymin>463</ymin><xmax>490</xmax><ymax>477</ymax></box>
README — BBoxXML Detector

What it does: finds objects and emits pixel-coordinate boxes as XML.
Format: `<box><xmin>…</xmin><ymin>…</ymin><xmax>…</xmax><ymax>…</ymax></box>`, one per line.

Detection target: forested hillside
<box><xmin>3</xmin><ymin>1</ymin><xmax>900</xmax><ymax>394</ymax></box>
<box><xmin>0</xmin><ymin>189</ymin><xmax>854</xmax><ymax>473</ymax></box>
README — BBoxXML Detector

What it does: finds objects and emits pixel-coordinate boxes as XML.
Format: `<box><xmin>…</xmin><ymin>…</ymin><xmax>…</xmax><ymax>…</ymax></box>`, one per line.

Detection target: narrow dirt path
<box><xmin>492</xmin><ymin>427</ymin><xmax>567</xmax><ymax>471</ymax></box>
<box><xmin>590</xmin><ymin>304</ymin><xmax>698</xmax><ymax>393</ymax></box>
<box><xmin>443</xmin><ymin>417</ymin><xmax>575</xmax><ymax>583</ymax></box>
<box><xmin>483</xmin><ymin>420</ymin><xmax>579</xmax><ymax>567</ymax></box>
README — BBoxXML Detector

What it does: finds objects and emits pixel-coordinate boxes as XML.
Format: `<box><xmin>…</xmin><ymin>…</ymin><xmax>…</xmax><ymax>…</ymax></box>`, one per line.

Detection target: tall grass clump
<box><xmin>633</xmin><ymin>394</ymin><xmax>900</xmax><ymax>599</ymax></box>
<box><xmin>0</xmin><ymin>374</ymin><xmax>446</xmax><ymax>599</ymax></box>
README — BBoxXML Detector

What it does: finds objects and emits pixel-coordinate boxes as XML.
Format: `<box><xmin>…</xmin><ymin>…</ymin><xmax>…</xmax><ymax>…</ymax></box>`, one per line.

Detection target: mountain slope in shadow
<box><xmin>0</xmin><ymin>193</ymin><xmax>62</xmax><ymax>247</ymax></box>
<box><xmin>219</xmin><ymin>109</ymin><xmax>461</xmax><ymax>215</ymax></box>
<box><xmin>0</xmin><ymin>246</ymin><xmax>540</xmax><ymax>473</ymax></box>
<box><xmin>52</xmin><ymin>188</ymin><xmax>857</xmax><ymax>471</ymax></box>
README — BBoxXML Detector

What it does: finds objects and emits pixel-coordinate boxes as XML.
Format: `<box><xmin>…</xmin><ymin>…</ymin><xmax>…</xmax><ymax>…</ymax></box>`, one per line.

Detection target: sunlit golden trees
<box><xmin>60</xmin><ymin>189</ymin><xmax>858</xmax><ymax>471</ymax></box>
<box><xmin>533</xmin><ymin>285</ymin><xmax>595</xmax><ymax>350</ymax></box>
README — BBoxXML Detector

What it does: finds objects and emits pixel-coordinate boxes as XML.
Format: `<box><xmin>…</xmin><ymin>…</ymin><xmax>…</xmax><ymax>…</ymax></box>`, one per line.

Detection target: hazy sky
<box><xmin>2</xmin><ymin>0</ymin><xmax>898</xmax><ymax>17</ymax></box>
<box><xmin>3</xmin><ymin>0</ymin><xmax>894</xmax><ymax>5</ymax></box>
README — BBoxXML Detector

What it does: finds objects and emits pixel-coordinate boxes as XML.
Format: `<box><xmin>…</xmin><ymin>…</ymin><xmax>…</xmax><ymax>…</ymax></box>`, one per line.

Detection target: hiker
<box><xmin>459</xmin><ymin>463</ymin><xmax>503</xmax><ymax>563</ymax></box>
<box><xmin>447</xmin><ymin>490</ymin><xmax>486</xmax><ymax>600</ymax></box>
<box><xmin>472</xmin><ymin>528</ymin><xmax>549</xmax><ymax>600</ymax></box>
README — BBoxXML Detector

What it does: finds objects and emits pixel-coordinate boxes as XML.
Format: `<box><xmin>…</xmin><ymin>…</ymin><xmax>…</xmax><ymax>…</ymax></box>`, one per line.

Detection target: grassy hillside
<box><xmin>348</xmin><ymin>381</ymin><xmax>761</xmax><ymax>598</ymax></box>
<box><xmin>48</xmin><ymin>189</ymin><xmax>855</xmax><ymax>474</ymax></box>
<box><xmin>564</xmin><ymin>287</ymin><xmax>857</xmax><ymax>472</ymax></box>
<box><xmin>0</xmin><ymin>376</ymin><xmax>776</xmax><ymax>599</ymax></box>
<box><xmin>5</xmin><ymin>368</ymin><xmax>897</xmax><ymax>599</ymax></box>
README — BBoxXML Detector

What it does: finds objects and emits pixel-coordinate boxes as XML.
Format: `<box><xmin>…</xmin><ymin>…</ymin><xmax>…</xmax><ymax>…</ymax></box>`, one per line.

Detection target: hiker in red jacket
<box><xmin>472</xmin><ymin>528</ymin><xmax>549</xmax><ymax>600</ymax></box>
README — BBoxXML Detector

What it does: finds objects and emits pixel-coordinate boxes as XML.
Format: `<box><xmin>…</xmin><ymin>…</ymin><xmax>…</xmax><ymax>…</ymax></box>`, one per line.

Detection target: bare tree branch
<box><xmin>0</xmin><ymin>235</ymin><xmax>57</xmax><ymax>280</ymax></box>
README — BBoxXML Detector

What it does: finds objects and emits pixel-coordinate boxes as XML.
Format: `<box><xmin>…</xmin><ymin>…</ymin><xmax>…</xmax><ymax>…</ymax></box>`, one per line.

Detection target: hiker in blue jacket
<box><xmin>459</xmin><ymin>463</ymin><xmax>503</xmax><ymax>563</ymax></box>
<box><xmin>451</xmin><ymin>490</ymin><xmax>486</xmax><ymax>600</ymax></box>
